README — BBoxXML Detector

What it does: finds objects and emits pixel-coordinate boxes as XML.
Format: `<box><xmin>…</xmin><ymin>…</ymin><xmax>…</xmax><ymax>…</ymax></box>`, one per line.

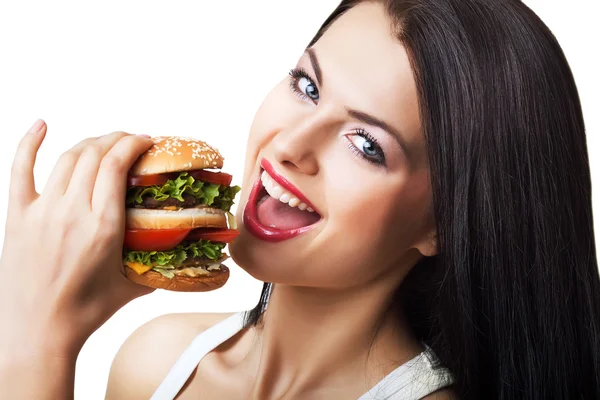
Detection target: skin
<box><xmin>0</xmin><ymin>2</ymin><xmax>451</xmax><ymax>399</ymax></box>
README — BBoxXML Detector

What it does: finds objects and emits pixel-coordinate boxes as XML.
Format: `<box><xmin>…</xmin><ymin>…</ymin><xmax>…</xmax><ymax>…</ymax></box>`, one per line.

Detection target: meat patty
<box><xmin>177</xmin><ymin>254</ymin><xmax>229</xmax><ymax>268</ymax></box>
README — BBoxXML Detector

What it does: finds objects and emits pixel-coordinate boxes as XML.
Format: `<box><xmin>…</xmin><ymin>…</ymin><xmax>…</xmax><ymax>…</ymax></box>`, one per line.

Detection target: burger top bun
<box><xmin>129</xmin><ymin>136</ymin><xmax>224</xmax><ymax>176</ymax></box>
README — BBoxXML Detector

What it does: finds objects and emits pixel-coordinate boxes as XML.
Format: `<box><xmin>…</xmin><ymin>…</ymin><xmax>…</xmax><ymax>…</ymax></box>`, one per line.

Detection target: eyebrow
<box><xmin>307</xmin><ymin>48</ymin><xmax>323</xmax><ymax>86</ymax></box>
<box><xmin>345</xmin><ymin>109</ymin><xmax>411</xmax><ymax>159</ymax></box>
<box><xmin>305</xmin><ymin>48</ymin><xmax>412</xmax><ymax>159</ymax></box>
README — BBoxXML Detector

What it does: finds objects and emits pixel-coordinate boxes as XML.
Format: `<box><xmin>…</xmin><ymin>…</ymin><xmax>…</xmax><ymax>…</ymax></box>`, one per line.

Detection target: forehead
<box><xmin>310</xmin><ymin>2</ymin><xmax>423</xmax><ymax>163</ymax></box>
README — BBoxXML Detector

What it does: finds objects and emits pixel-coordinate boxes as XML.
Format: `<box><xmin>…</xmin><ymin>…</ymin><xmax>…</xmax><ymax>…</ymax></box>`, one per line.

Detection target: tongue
<box><xmin>257</xmin><ymin>196</ymin><xmax>320</xmax><ymax>230</ymax></box>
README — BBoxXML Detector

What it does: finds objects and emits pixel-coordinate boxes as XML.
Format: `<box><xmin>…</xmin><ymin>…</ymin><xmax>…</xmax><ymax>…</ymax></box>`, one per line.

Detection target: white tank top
<box><xmin>150</xmin><ymin>312</ymin><xmax>454</xmax><ymax>399</ymax></box>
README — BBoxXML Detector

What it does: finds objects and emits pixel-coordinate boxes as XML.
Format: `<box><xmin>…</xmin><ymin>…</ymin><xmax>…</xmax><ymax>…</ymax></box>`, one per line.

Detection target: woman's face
<box><xmin>230</xmin><ymin>2</ymin><xmax>436</xmax><ymax>289</ymax></box>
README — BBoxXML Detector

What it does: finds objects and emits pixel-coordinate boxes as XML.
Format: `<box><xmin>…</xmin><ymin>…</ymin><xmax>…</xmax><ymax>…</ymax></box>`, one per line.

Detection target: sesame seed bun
<box><xmin>129</xmin><ymin>136</ymin><xmax>224</xmax><ymax>176</ymax></box>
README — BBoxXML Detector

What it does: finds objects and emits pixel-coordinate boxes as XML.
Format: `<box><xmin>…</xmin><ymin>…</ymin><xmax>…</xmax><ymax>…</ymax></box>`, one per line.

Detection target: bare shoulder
<box><xmin>105</xmin><ymin>312</ymin><xmax>235</xmax><ymax>400</ymax></box>
<box><xmin>422</xmin><ymin>388</ymin><xmax>457</xmax><ymax>399</ymax></box>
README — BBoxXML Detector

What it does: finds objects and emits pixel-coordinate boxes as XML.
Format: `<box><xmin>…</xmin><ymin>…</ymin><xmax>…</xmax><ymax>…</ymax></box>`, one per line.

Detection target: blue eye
<box><xmin>346</xmin><ymin>128</ymin><xmax>386</xmax><ymax>166</ymax></box>
<box><xmin>350</xmin><ymin>135</ymin><xmax>378</xmax><ymax>157</ymax></box>
<box><xmin>289</xmin><ymin>68</ymin><xmax>319</xmax><ymax>103</ymax></box>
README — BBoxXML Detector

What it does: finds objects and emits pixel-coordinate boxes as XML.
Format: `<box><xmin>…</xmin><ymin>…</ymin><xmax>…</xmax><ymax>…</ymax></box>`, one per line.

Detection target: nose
<box><xmin>271</xmin><ymin>107</ymin><xmax>336</xmax><ymax>176</ymax></box>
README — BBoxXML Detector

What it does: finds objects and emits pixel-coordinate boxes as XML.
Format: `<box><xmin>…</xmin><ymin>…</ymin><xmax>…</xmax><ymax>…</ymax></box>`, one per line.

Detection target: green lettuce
<box><xmin>152</xmin><ymin>268</ymin><xmax>176</xmax><ymax>279</ymax></box>
<box><xmin>123</xmin><ymin>239</ymin><xmax>225</xmax><ymax>270</ymax></box>
<box><xmin>212</xmin><ymin>185</ymin><xmax>242</xmax><ymax>212</ymax></box>
<box><xmin>126</xmin><ymin>172</ymin><xmax>241</xmax><ymax>212</ymax></box>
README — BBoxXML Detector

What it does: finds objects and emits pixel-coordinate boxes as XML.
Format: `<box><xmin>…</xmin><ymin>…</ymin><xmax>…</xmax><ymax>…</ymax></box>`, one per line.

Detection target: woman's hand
<box><xmin>0</xmin><ymin>120</ymin><xmax>155</xmax><ymax>388</ymax></box>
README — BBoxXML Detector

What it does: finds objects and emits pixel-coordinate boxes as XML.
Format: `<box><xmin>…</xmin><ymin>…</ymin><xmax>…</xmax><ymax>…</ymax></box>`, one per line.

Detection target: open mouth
<box><xmin>242</xmin><ymin>159</ymin><xmax>322</xmax><ymax>242</ymax></box>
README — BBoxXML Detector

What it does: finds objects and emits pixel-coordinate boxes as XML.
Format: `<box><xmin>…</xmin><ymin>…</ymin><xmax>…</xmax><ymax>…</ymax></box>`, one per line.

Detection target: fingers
<box><xmin>9</xmin><ymin>120</ymin><xmax>46</xmax><ymax>207</ymax></box>
<box><xmin>116</xmin><ymin>273</ymin><xmax>156</xmax><ymax>301</ymax></box>
<box><xmin>42</xmin><ymin>137</ymin><xmax>98</xmax><ymax>199</ymax></box>
<box><xmin>64</xmin><ymin>131</ymin><xmax>130</xmax><ymax>202</ymax></box>
<box><xmin>99</xmin><ymin>273</ymin><xmax>155</xmax><ymax>317</ymax></box>
<box><xmin>91</xmin><ymin>135</ymin><xmax>153</xmax><ymax>215</ymax></box>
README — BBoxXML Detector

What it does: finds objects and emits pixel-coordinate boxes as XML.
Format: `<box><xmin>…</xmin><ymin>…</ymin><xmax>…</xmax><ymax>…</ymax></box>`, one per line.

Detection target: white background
<box><xmin>0</xmin><ymin>1</ymin><xmax>597</xmax><ymax>398</ymax></box>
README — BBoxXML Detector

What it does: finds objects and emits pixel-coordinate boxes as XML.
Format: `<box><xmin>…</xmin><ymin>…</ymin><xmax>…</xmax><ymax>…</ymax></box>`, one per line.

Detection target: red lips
<box><xmin>242</xmin><ymin>158</ymin><xmax>321</xmax><ymax>242</ymax></box>
<box><xmin>260</xmin><ymin>158</ymin><xmax>319</xmax><ymax>213</ymax></box>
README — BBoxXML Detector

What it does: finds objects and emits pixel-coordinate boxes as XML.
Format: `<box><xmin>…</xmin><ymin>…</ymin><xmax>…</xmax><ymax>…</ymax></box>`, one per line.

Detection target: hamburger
<box><xmin>122</xmin><ymin>136</ymin><xmax>241</xmax><ymax>292</ymax></box>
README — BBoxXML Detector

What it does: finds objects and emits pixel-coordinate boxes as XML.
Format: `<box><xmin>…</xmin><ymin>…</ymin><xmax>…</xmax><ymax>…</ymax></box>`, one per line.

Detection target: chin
<box><xmin>228</xmin><ymin>229</ymin><xmax>289</xmax><ymax>283</ymax></box>
<box><xmin>229</xmin><ymin>233</ymin><xmax>347</xmax><ymax>288</ymax></box>
<box><xmin>228</xmin><ymin>236</ymin><xmax>300</xmax><ymax>285</ymax></box>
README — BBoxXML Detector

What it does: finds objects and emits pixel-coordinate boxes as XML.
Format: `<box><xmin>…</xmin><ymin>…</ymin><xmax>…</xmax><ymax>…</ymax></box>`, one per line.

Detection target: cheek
<box><xmin>322</xmin><ymin>166</ymin><xmax>430</xmax><ymax>276</ymax></box>
<box><xmin>324</xmin><ymin>156</ymin><xmax>398</xmax><ymax>237</ymax></box>
<box><xmin>368</xmin><ymin>173</ymin><xmax>433</xmax><ymax>262</ymax></box>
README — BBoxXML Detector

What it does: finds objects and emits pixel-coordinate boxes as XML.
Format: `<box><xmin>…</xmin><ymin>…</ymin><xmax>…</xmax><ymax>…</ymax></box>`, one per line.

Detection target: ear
<box><xmin>413</xmin><ymin>228</ymin><xmax>438</xmax><ymax>257</ymax></box>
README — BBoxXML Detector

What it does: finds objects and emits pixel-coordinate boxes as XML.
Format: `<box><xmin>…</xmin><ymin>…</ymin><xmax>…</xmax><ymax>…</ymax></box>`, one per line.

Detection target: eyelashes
<box><xmin>288</xmin><ymin>67</ymin><xmax>386</xmax><ymax>167</ymax></box>
<box><xmin>346</xmin><ymin>128</ymin><xmax>386</xmax><ymax>166</ymax></box>
<box><xmin>288</xmin><ymin>67</ymin><xmax>318</xmax><ymax>102</ymax></box>
<box><xmin>289</xmin><ymin>67</ymin><xmax>311</xmax><ymax>82</ymax></box>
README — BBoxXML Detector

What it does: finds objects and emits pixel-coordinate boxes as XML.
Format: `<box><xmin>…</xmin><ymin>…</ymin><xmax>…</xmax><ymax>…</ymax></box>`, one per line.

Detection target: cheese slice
<box><xmin>125</xmin><ymin>261</ymin><xmax>152</xmax><ymax>275</ymax></box>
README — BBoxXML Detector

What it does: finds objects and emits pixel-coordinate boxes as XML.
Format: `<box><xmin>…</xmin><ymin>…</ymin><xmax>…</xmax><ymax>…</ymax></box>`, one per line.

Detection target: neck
<box><xmin>244</xmin><ymin>278</ymin><xmax>422</xmax><ymax>399</ymax></box>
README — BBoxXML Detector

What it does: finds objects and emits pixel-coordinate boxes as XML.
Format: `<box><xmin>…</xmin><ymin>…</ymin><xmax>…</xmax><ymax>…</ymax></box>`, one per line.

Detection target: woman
<box><xmin>1</xmin><ymin>0</ymin><xmax>599</xmax><ymax>399</ymax></box>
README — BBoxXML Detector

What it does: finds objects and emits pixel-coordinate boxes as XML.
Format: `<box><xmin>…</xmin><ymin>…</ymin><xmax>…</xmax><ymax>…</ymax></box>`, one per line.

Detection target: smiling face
<box><xmin>230</xmin><ymin>1</ymin><xmax>437</xmax><ymax>289</ymax></box>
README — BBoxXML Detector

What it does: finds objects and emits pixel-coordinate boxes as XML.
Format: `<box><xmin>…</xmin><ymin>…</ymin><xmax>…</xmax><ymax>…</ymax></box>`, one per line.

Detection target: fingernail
<box><xmin>28</xmin><ymin>119</ymin><xmax>45</xmax><ymax>134</ymax></box>
<box><xmin>136</xmin><ymin>134</ymin><xmax>151</xmax><ymax>138</ymax></box>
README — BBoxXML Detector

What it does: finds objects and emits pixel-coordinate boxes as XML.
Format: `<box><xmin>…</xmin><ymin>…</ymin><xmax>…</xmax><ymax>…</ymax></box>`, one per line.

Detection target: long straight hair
<box><xmin>244</xmin><ymin>1</ymin><xmax>600</xmax><ymax>398</ymax></box>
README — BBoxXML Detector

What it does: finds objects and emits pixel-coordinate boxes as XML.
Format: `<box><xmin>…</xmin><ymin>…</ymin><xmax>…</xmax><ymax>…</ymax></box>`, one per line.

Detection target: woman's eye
<box><xmin>289</xmin><ymin>68</ymin><xmax>319</xmax><ymax>103</ymax></box>
<box><xmin>347</xmin><ymin>129</ymin><xmax>386</xmax><ymax>166</ymax></box>
<box><xmin>349</xmin><ymin>134</ymin><xmax>379</xmax><ymax>157</ymax></box>
<box><xmin>297</xmin><ymin>77</ymin><xmax>319</xmax><ymax>101</ymax></box>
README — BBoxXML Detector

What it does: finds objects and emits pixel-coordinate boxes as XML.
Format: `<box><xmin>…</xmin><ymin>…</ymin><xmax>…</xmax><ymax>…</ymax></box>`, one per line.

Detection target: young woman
<box><xmin>1</xmin><ymin>0</ymin><xmax>599</xmax><ymax>399</ymax></box>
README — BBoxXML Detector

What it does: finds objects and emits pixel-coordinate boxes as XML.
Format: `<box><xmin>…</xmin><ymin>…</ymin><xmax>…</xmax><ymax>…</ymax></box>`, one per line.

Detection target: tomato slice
<box><xmin>127</xmin><ymin>174</ymin><xmax>170</xmax><ymax>187</ymax></box>
<box><xmin>124</xmin><ymin>229</ymin><xmax>191</xmax><ymax>251</ymax></box>
<box><xmin>188</xmin><ymin>170</ymin><xmax>233</xmax><ymax>186</ymax></box>
<box><xmin>185</xmin><ymin>228</ymin><xmax>240</xmax><ymax>243</ymax></box>
<box><xmin>127</xmin><ymin>170</ymin><xmax>232</xmax><ymax>187</ymax></box>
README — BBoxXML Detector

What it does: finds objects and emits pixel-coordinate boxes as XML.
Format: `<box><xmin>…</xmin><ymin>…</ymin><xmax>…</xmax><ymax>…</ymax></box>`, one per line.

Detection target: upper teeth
<box><xmin>261</xmin><ymin>170</ymin><xmax>315</xmax><ymax>212</ymax></box>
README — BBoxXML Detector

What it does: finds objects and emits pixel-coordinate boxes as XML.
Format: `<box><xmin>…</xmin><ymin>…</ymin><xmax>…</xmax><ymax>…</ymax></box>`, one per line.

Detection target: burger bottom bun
<box><xmin>126</xmin><ymin>207</ymin><xmax>227</xmax><ymax>230</ymax></box>
<box><xmin>125</xmin><ymin>265</ymin><xmax>229</xmax><ymax>292</ymax></box>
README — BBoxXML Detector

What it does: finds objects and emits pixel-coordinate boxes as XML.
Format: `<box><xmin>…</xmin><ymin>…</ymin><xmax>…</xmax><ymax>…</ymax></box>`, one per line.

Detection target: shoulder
<box><xmin>105</xmin><ymin>312</ymin><xmax>235</xmax><ymax>400</ymax></box>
